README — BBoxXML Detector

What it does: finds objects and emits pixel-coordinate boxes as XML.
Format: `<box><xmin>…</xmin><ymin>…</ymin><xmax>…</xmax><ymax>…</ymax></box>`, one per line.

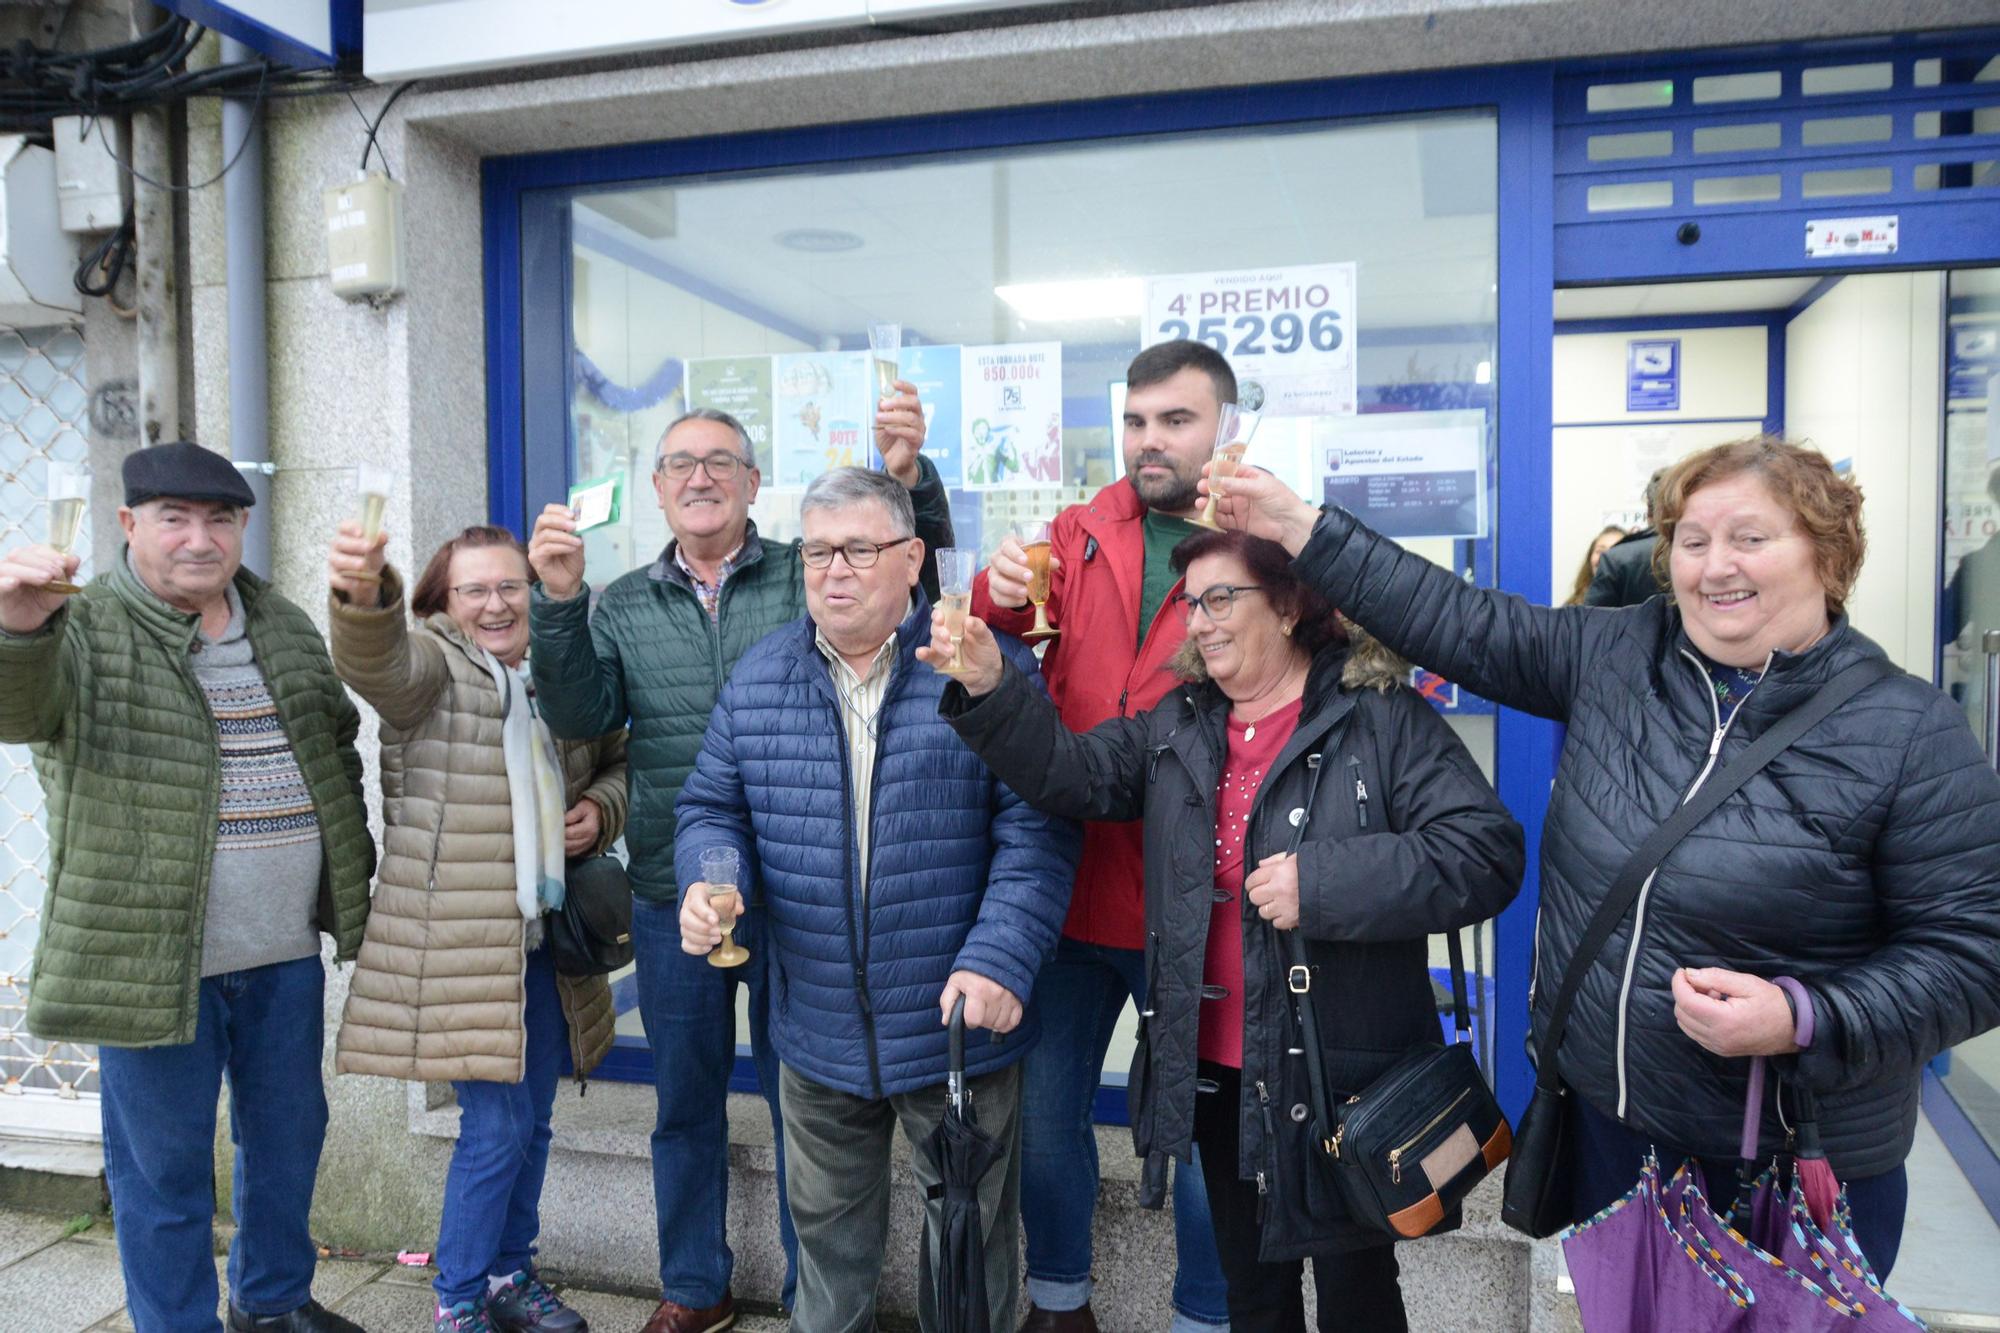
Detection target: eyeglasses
<box><xmin>657</xmin><ymin>451</ymin><xmax>751</xmax><ymax>483</ymax></box>
<box><xmin>800</xmin><ymin>537</ymin><xmax>915</xmax><ymax>570</ymax></box>
<box><xmin>451</xmin><ymin>580</ymin><xmax>530</xmax><ymax>602</ymax></box>
<box><xmin>1173</xmin><ymin>584</ymin><xmax>1264</xmax><ymax>624</ymax></box>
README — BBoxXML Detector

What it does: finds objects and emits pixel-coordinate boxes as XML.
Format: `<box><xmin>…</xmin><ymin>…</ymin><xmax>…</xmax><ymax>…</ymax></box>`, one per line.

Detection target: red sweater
<box><xmin>971</xmin><ymin>479</ymin><xmax>1189</xmax><ymax>950</ymax></box>
<box><xmin>1199</xmin><ymin>699</ymin><xmax>1304</xmax><ymax>1068</ymax></box>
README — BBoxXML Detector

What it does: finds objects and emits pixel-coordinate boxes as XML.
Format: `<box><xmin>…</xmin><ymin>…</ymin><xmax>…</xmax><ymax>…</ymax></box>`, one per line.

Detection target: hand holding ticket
<box><xmin>567</xmin><ymin>475</ymin><xmax>623</xmax><ymax>532</ymax></box>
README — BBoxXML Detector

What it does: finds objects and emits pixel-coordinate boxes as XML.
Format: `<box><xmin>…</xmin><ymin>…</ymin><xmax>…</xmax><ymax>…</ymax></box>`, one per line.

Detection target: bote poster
<box><xmin>772</xmin><ymin>351</ymin><xmax>870</xmax><ymax>487</ymax></box>
<box><xmin>896</xmin><ymin>344</ymin><xmax>963</xmax><ymax>488</ymax></box>
<box><xmin>960</xmin><ymin>342</ymin><xmax>1063</xmax><ymax>490</ymax></box>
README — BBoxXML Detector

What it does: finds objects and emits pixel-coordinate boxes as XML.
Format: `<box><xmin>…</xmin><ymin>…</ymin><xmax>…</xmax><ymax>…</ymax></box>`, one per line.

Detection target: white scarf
<box><xmin>482</xmin><ymin>652</ymin><xmax>568</xmax><ymax>929</ymax></box>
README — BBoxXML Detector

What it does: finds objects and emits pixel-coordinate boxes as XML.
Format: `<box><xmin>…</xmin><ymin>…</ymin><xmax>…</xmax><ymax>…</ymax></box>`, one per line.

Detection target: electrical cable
<box><xmin>358</xmin><ymin>81</ymin><xmax>415</xmax><ymax>179</ymax></box>
<box><xmin>75</xmin><ymin>216</ymin><xmax>135</xmax><ymax>298</ymax></box>
<box><xmin>96</xmin><ymin>60</ymin><xmax>269</xmax><ymax>194</ymax></box>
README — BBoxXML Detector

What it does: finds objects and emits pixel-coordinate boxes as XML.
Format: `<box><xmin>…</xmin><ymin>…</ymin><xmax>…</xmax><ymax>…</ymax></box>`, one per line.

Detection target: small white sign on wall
<box><xmin>1805</xmin><ymin>215</ymin><xmax>1898</xmax><ymax>259</ymax></box>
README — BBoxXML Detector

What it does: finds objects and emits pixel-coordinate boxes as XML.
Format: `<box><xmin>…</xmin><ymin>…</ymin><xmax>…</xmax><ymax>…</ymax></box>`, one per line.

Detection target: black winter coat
<box><xmin>945</xmin><ymin>639</ymin><xmax>1525</xmax><ymax>1259</ymax></box>
<box><xmin>1583</xmin><ymin>531</ymin><xmax>1665</xmax><ymax>608</ymax></box>
<box><xmin>1297</xmin><ymin>505</ymin><xmax>2000</xmax><ymax>1181</ymax></box>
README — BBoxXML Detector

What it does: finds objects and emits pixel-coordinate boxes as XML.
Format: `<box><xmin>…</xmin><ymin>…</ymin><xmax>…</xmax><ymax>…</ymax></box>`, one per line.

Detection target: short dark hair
<box><xmin>1169</xmin><ymin>527</ymin><xmax>1345</xmax><ymax>666</ymax></box>
<box><xmin>1127</xmin><ymin>339</ymin><xmax>1237</xmax><ymax>406</ymax></box>
<box><xmin>410</xmin><ymin>526</ymin><xmax>532</xmax><ymax>617</ymax></box>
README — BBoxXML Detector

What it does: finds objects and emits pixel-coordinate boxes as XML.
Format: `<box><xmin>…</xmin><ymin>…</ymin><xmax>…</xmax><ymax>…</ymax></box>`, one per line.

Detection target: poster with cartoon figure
<box><xmin>960</xmin><ymin>342</ymin><xmax>1063</xmax><ymax>490</ymax></box>
<box><xmin>773</xmin><ymin>351</ymin><xmax>871</xmax><ymax>487</ymax></box>
<box><xmin>894</xmin><ymin>344</ymin><xmax>963</xmax><ymax>488</ymax></box>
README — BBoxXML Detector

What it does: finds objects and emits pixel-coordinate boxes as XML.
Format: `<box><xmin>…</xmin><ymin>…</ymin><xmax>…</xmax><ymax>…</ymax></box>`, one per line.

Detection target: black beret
<box><xmin>122</xmin><ymin>442</ymin><xmax>257</xmax><ymax>509</ymax></box>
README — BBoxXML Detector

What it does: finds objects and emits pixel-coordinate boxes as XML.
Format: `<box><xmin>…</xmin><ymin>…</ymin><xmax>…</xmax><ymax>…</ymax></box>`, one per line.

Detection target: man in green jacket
<box><xmin>527</xmin><ymin>392</ymin><xmax>948</xmax><ymax>1333</ymax></box>
<box><xmin>0</xmin><ymin>443</ymin><xmax>374</xmax><ymax>1333</ymax></box>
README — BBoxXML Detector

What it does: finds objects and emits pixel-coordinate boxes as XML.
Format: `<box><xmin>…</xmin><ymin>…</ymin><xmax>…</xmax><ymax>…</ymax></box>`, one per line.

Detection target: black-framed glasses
<box><xmin>801</xmin><ymin>537</ymin><xmax>916</xmax><ymax>570</ymax></box>
<box><xmin>1173</xmin><ymin>584</ymin><xmax>1264</xmax><ymax>624</ymax></box>
<box><xmin>452</xmin><ymin>580</ymin><xmax>531</xmax><ymax>602</ymax></box>
<box><xmin>657</xmin><ymin>451</ymin><xmax>751</xmax><ymax>482</ymax></box>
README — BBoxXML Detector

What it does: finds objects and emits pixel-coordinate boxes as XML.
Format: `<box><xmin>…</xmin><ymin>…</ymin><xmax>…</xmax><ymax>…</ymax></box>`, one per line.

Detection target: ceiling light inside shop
<box><xmin>995</xmin><ymin>277</ymin><xmax>1144</xmax><ymax>323</ymax></box>
<box><xmin>777</xmin><ymin>228</ymin><xmax>865</xmax><ymax>252</ymax></box>
<box><xmin>1474</xmin><ymin>360</ymin><xmax>1492</xmax><ymax>384</ymax></box>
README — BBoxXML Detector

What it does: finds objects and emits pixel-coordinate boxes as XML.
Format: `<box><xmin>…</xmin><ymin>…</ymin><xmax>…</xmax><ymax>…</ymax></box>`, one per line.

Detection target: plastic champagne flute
<box><xmin>1020</xmin><ymin>520</ymin><xmax>1058</xmax><ymax>642</ymax></box>
<box><xmin>1194</xmin><ymin>404</ymin><xmax>1261</xmax><ymax>530</ymax></box>
<box><xmin>934</xmin><ymin>548</ymin><xmax>978</xmax><ymax>676</ymax></box>
<box><xmin>351</xmin><ymin>461</ymin><xmax>393</xmax><ymax>583</ymax></box>
<box><xmin>701</xmin><ymin>846</ymin><xmax>749</xmax><ymax>969</ymax></box>
<box><xmin>43</xmin><ymin>462</ymin><xmax>88</xmax><ymax>596</ymax></box>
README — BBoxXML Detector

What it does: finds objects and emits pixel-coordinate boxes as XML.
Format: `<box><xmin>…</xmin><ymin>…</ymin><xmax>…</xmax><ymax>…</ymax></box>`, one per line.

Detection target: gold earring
<box><xmin>1282</xmin><ymin>622</ymin><xmax>1294</xmax><ymax>636</ymax></box>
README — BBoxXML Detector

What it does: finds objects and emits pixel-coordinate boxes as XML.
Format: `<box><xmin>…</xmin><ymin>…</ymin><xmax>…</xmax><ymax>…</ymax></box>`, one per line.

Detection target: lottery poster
<box><xmin>959</xmin><ymin>342</ymin><xmax>1063</xmax><ymax>490</ymax></box>
<box><xmin>685</xmin><ymin>356</ymin><xmax>776</xmax><ymax>474</ymax></box>
<box><xmin>896</xmin><ymin>344</ymin><xmax>964</xmax><ymax>488</ymax></box>
<box><xmin>1143</xmin><ymin>263</ymin><xmax>1357</xmax><ymax>418</ymax></box>
<box><xmin>772</xmin><ymin>351</ymin><xmax>871</xmax><ymax>487</ymax></box>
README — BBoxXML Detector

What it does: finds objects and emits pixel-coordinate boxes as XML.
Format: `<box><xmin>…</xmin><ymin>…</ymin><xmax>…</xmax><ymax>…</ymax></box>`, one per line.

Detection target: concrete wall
<box><xmin>165</xmin><ymin>0</ymin><xmax>1998</xmax><ymax>1314</ymax></box>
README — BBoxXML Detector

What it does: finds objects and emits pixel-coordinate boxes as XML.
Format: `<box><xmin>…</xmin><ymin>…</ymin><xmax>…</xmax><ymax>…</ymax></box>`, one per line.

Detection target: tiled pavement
<box><xmin>0</xmin><ymin>1207</ymin><xmax>789</xmax><ymax>1332</ymax></box>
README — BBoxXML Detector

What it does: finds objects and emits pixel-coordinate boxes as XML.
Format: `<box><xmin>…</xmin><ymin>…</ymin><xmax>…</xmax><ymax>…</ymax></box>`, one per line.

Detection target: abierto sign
<box><xmin>363</xmin><ymin>0</ymin><xmax>1070</xmax><ymax>81</ymax></box>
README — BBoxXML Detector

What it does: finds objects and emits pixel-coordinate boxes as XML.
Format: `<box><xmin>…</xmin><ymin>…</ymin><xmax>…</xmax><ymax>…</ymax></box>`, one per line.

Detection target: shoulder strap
<box><xmin>1530</xmin><ymin>655</ymin><xmax>1899</xmax><ymax>1091</ymax></box>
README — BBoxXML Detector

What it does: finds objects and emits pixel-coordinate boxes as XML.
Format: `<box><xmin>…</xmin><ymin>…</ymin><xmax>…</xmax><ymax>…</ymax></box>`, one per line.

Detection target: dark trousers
<box><xmin>1193</xmin><ymin>1062</ymin><xmax>1407</xmax><ymax>1333</ymax></box>
<box><xmin>1569</xmin><ymin>1092</ymin><xmax>1910</xmax><ymax>1278</ymax></box>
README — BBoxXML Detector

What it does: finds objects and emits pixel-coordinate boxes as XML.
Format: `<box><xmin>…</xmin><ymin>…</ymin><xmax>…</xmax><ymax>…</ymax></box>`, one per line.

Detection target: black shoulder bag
<box><xmin>550</xmin><ymin>852</ymin><xmax>635</xmax><ymax>978</ymax></box>
<box><xmin>1280</xmin><ymin>758</ymin><xmax>1511</xmax><ymax>1240</ymax></box>
<box><xmin>1499</xmin><ymin>656</ymin><xmax>1898</xmax><ymax>1238</ymax></box>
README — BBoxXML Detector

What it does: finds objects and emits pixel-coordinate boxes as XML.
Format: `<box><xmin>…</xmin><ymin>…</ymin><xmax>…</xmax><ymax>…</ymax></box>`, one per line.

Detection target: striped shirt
<box><xmin>814</xmin><ymin>605</ymin><xmax>905</xmax><ymax>900</ymax></box>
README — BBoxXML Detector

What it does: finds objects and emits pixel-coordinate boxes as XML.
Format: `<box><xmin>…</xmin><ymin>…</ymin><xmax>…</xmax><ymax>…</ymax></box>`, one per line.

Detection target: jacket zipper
<box><xmin>1254</xmin><ymin>1078</ymin><xmax>1274</xmax><ymax>1223</ymax></box>
<box><xmin>1348</xmin><ymin>756</ymin><xmax>1369</xmax><ymax>828</ymax></box>
<box><xmin>1611</xmin><ymin>648</ymin><xmax>1757</xmax><ymax>1117</ymax></box>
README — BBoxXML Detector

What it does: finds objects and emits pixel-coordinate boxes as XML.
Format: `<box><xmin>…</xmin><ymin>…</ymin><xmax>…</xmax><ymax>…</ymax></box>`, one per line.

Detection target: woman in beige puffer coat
<box><xmin>326</xmin><ymin>523</ymin><xmax>626</xmax><ymax>1333</ymax></box>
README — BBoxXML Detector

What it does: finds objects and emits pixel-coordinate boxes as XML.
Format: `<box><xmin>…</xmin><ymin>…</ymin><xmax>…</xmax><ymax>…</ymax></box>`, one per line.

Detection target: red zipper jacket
<box><xmin>972</xmin><ymin>477</ymin><xmax>1189</xmax><ymax>951</ymax></box>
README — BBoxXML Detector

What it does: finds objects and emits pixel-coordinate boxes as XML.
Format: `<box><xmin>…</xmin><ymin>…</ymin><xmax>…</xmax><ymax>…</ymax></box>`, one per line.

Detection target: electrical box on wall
<box><xmin>0</xmin><ymin>136</ymin><xmax>83</xmax><ymax>324</ymax></box>
<box><xmin>324</xmin><ymin>170</ymin><xmax>405</xmax><ymax>302</ymax></box>
<box><xmin>51</xmin><ymin>116</ymin><xmax>123</xmax><ymax>234</ymax></box>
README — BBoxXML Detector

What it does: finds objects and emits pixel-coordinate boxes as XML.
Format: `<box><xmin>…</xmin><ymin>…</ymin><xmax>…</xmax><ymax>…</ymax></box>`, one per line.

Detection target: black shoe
<box><xmin>227</xmin><ymin>1299</ymin><xmax>368</xmax><ymax>1333</ymax></box>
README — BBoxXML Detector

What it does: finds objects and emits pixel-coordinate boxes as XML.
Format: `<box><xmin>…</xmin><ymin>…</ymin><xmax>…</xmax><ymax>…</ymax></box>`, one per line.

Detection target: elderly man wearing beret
<box><xmin>0</xmin><ymin>443</ymin><xmax>376</xmax><ymax>1333</ymax></box>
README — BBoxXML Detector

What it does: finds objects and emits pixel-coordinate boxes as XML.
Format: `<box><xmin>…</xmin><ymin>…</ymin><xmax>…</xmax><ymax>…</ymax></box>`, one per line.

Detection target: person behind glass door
<box><xmin>525</xmin><ymin>389</ymin><xmax>949</xmax><ymax>1333</ymax></box>
<box><xmin>1584</xmin><ymin>470</ymin><xmax>1668</xmax><ymax>608</ymax></box>
<box><xmin>932</xmin><ymin>528</ymin><xmax>1523</xmax><ymax>1333</ymax></box>
<box><xmin>1208</xmin><ymin>436</ymin><xmax>2000</xmax><ymax>1278</ymax></box>
<box><xmin>1564</xmin><ymin>525</ymin><xmax>1626</xmax><ymax>605</ymax></box>
<box><xmin>326</xmin><ymin>523</ymin><xmax>629</xmax><ymax>1333</ymax></box>
<box><xmin>969</xmin><ymin>339</ymin><xmax>1235</xmax><ymax>1333</ymax></box>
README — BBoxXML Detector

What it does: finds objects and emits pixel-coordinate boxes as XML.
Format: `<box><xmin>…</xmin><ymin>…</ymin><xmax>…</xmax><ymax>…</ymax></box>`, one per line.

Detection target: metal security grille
<box><xmin>0</xmin><ymin>325</ymin><xmax>97</xmax><ymax>1108</ymax></box>
<box><xmin>1556</xmin><ymin>45</ymin><xmax>2000</xmax><ymax>282</ymax></box>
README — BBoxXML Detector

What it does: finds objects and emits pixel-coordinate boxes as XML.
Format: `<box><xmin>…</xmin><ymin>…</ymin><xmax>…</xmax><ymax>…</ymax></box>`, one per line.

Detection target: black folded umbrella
<box><xmin>923</xmin><ymin>995</ymin><xmax>1005</xmax><ymax>1333</ymax></box>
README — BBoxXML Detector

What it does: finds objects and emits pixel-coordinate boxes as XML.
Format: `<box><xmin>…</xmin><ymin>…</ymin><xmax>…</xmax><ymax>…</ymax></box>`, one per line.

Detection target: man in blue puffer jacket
<box><xmin>675</xmin><ymin>467</ymin><xmax>1079</xmax><ymax>1333</ymax></box>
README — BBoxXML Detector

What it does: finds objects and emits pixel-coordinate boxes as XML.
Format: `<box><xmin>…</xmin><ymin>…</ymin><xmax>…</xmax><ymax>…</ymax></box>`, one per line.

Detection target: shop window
<box><xmin>1916</xmin><ymin>56</ymin><xmax>2000</xmax><ymax>86</ymax></box>
<box><xmin>1587</xmin><ymin>180</ymin><xmax>1673</xmax><ymax>212</ymax></box>
<box><xmin>1586</xmin><ymin>78</ymin><xmax>1674</xmax><ymax>113</ymax></box>
<box><xmin>1914</xmin><ymin>160</ymin><xmax>2000</xmax><ymax>190</ymax></box>
<box><xmin>1801</xmin><ymin>62</ymin><xmax>1894</xmax><ymax>96</ymax></box>
<box><xmin>1692</xmin><ymin>71</ymin><xmax>1783</xmax><ymax>105</ymax></box>
<box><xmin>1692</xmin><ymin>122</ymin><xmax>1782</xmax><ymax>154</ymax></box>
<box><xmin>1916</xmin><ymin>106</ymin><xmax>2000</xmax><ymax>138</ymax></box>
<box><xmin>1691</xmin><ymin>173</ymin><xmax>1782</xmax><ymax>205</ymax></box>
<box><xmin>1586</xmin><ymin>129</ymin><xmax>1673</xmax><ymax>161</ymax></box>
<box><xmin>1800</xmin><ymin>166</ymin><xmax>1894</xmax><ymax>197</ymax></box>
<box><xmin>1800</xmin><ymin>114</ymin><xmax>1894</xmax><ymax>147</ymax></box>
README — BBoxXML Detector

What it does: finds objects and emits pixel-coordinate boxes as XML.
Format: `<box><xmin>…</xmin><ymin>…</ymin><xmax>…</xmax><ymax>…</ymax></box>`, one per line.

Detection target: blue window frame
<box><xmin>486</xmin><ymin>64</ymin><xmax>1561</xmax><ymax>1118</ymax></box>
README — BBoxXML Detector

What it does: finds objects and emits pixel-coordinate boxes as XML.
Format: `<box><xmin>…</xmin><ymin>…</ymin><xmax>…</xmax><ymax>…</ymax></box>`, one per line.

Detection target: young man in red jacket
<box><xmin>971</xmin><ymin>340</ymin><xmax>1234</xmax><ymax>1333</ymax></box>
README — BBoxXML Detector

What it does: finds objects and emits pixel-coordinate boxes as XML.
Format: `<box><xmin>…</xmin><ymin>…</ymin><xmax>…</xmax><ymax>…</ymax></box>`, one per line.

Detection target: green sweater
<box><xmin>0</xmin><ymin>558</ymin><xmax>375</xmax><ymax>1048</ymax></box>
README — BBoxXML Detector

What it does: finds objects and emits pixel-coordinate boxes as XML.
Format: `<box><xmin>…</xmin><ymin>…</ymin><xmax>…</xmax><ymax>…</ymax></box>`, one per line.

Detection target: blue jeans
<box><xmin>1022</xmin><ymin>936</ymin><xmax>1230</xmax><ymax>1327</ymax></box>
<box><xmin>99</xmin><ymin>955</ymin><xmax>328</xmax><ymax>1333</ymax></box>
<box><xmin>435</xmin><ymin>944</ymin><xmax>567</xmax><ymax>1307</ymax></box>
<box><xmin>632</xmin><ymin>897</ymin><xmax>796</xmax><ymax>1310</ymax></box>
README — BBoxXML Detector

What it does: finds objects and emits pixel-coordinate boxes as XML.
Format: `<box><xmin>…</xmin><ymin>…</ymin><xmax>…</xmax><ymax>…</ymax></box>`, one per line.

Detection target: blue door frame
<box><xmin>481</xmin><ymin>62</ymin><xmax>1563</xmax><ymax>1120</ymax></box>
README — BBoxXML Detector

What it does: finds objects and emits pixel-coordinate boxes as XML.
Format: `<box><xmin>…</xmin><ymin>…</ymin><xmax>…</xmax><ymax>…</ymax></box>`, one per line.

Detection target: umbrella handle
<box><xmin>948</xmin><ymin>993</ymin><xmax>967</xmax><ymax>1112</ymax></box>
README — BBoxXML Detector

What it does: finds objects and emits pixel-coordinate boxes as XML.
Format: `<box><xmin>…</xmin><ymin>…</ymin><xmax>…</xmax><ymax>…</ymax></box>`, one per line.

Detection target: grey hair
<box><xmin>656</xmin><ymin>408</ymin><xmax>755</xmax><ymax>467</ymax></box>
<box><xmin>800</xmin><ymin>467</ymin><xmax>915</xmax><ymax>539</ymax></box>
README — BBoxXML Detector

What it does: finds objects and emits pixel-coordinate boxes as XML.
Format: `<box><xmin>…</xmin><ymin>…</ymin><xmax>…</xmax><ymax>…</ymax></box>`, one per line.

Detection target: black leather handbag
<box><xmin>549</xmin><ymin>853</ymin><xmax>635</xmax><ymax>978</ymax></box>
<box><xmin>1499</xmin><ymin>656</ymin><xmax>1898</xmax><ymax>1238</ymax></box>
<box><xmin>1286</xmin><ymin>922</ymin><xmax>1510</xmax><ymax>1239</ymax></box>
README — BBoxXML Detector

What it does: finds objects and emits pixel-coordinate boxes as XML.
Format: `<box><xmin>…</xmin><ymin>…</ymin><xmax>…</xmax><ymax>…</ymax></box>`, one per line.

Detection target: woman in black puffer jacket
<box><xmin>1209</xmin><ymin>435</ymin><xmax>2000</xmax><ymax>1278</ymax></box>
<box><xmin>932</xmin><ymin>527</ymin><xmax>1524</xmax><ymax>1333</ymax></box>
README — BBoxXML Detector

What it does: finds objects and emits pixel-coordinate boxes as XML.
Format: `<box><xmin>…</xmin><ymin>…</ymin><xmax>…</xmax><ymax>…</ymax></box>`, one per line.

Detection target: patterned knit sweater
<box><xmin>193</xmin><ymin>581</ymin><xmax>323</xmax><ymax>976</ymax></box>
